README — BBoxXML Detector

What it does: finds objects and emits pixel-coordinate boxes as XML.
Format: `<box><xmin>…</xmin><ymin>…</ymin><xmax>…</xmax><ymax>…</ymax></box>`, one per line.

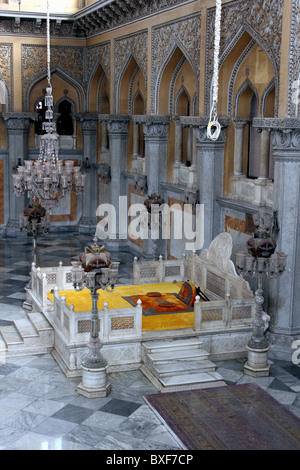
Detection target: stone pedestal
<box><xmin>77</xmin><ymin>365</ymin><xmax>111</xmax><ymax>398</ymax></box>
<box><xmin>244</xmin><ymin>346</ymin><xmax>270</xmax><ymax>377</ymax></box>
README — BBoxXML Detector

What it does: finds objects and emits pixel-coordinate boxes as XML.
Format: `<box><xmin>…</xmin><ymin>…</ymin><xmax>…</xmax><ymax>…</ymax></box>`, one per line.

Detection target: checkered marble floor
<box><xmin>0</xmin><ymin>233</ymin><xmax>300</xmax><ymax>450</ymax></box>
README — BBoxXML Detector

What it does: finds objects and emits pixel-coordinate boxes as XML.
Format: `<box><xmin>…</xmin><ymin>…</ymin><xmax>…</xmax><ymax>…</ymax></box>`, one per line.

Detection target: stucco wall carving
<box><xmin>22</xmin><ymin>44</ymin><xmax>84</xmax><ymax>111</ymax></box>
<box><xmin>205</xmin><ymin>0</ymin><xmax>283</xmax><ymax>114</ymax></box>
<box><xmin>87</xmin><ymin>41</ymin><xmax>111</xmax><ymax>89</ymax></box>
<box><xmin>0</xmin><ymin>43</ymin><xmax>13</xmax><ymax>111</ymax></box>
<box><xmin>113</xmin><ymin>30</ymin><xmax>148</xmax><ymax>113</ymax></box>
<box><xmin>151</xmin><ymin>13</ymin><xmax>201</xmax><ymax>114</ymax></box>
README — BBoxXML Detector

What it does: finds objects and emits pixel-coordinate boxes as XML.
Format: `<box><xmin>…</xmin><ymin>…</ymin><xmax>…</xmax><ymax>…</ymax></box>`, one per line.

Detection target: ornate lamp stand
<box><xmin>71</xmin><ymin>237</ymin><xmax>119</xmax><ymax>398</ymax></box>
<box><xmin>19</xmin><ymin>203</ymin><xmax>51</xmax><ymax>266</ymax></box>
<box><xmin>236</xmin><ymin>210</ymin><xmax>287</xmax><ymax>377</ymax></box>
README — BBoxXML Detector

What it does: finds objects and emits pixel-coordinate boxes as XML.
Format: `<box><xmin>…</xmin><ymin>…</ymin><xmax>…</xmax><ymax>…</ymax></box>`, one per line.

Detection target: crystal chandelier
<box><xmin>12</xmin><ymin>0</ymin><xmax>86</xmax><ymax>210</ymax></box>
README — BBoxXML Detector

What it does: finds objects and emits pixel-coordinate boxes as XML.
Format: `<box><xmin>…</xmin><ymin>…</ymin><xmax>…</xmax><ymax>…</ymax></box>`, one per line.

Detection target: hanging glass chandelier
<box><xmin>12</xmin><ymin>0</ymin><xmax>86</xmax><ymax>210</ymax></box>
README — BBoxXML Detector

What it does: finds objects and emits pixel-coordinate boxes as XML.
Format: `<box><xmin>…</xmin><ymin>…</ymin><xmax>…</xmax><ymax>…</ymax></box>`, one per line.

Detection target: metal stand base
<box><xmin>77</xmin><ymin>365</ymin><xmax>111</xmax><ymax>398</ymax></box>
<box><xmin>244</xmin><ymin>345</ymin><xmax>270</xmax><ymax>377</ymax></box>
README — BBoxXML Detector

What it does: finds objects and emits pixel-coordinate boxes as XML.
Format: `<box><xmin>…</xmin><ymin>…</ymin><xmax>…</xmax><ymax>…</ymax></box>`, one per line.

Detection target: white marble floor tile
<box><xmin>24</xmin><ymin>398</ymin><xmax>66</xmax><ymax>417</ymax></box>
<box><xmin>82</xmin><ymin>410</ymin><xmax>128</xmax><ymax>431</ymax></box>
<box><xmin>31</xmin><ymin>416</ymin><xmax>78</xmax><ymax>438</ymax></box>
<box><xmin>8</xmin><ymin>431</ymin><xmax>92</xmax><ymax>450</ymax></box>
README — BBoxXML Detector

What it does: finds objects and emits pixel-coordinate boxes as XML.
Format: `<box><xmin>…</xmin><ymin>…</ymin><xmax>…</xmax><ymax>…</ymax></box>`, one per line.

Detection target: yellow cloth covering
<box><xmin>48</xmin><ymin>282</ymin><xmax>194</xmax><ymax>331</ymax></box>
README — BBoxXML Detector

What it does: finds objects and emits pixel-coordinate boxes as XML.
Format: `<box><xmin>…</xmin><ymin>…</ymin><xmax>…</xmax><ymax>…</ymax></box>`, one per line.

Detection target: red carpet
<box><xmin>145</xmin><ymin>383</ymin><xmax>300</xmax><ymax>450</ymax></box>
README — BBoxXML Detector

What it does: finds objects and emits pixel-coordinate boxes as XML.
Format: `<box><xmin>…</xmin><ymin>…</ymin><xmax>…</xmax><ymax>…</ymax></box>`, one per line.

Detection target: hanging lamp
<box><xmin>12</xmin><ymin>0</ymin><xmax>86</xmax><ymax>210</ymax></box>
<box><xmin>207</xmin><ymin>0</ymin><xmax>222</xmax><ymax>141</ymax></box>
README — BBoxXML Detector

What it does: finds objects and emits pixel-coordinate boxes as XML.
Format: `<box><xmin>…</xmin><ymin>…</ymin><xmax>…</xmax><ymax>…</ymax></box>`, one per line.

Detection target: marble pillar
<box><xmin>133</xmin><ymin>115</ymin><xmax>171</xmax><ymax>258</ymax></box>
<box><xmin>78</xmin><ymin>114</ymin><xmax>98</xmax><ymax>232</ymax></box>
<box><xmin>3</xmin><ymin>114</ymin><xmax>32</xmax><ymax>231</ymax></box>
<box><xmin>107</xmin><ymin>114</ymin><xmax>130</xmax><ymax>244</ymax></box>
<box><xmin>258</xmin><ymin>129</ymin><xmax>271</xmax><ymax>179</ymax></box>
<box><xmin>264</xmin><ymin>119</ymin><xmax>300</xmax><ymax>349</ymax></box>
<box><xmin>194</xmin><ymin>117</ymin><xmax>229</xmax><ymax>250</ymax></box>
<box><xmin>142</xmin><ymin>115</ymin><xmax>171</xmax><ymax>195</ymax></box>
<box><xmin>100</xmin><ymin>119</ymin><xmax>110</xmax><ymax>164</ymax></box>
<box><xmin>232</xmin><ymin>118</ymin><xmax>249</xmax><ymax>176</ymax></box>
<box><xmin>173</xmin><ymin>118</ymin><xmax>182</xmax><ymax>183</ymax></box>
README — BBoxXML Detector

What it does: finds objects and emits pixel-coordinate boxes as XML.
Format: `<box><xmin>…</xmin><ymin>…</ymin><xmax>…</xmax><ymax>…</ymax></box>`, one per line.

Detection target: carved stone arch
<box><xmin>174</xmin><ymin>84</ymin><xmax>191</xmax><ymax>116</ymax></box>
<box><xmin>260</xmin><ymin>78</ymin><xmax>275</xmax><ymax>117</ymax></box>
<box><xmin>205</xmin><ymin>25</ymin><xmax>279</xmax><ymax>116</ymax></box>
<box><xmin>154</xmin><ymin>41</ymin><xmax>197</xmax><ymax>115</ymax></box>
<box><xmin>234</xmin><ymin>78</ymin><xmax>259</xmax><ymax>117</ymax></box>
<box><xmin>114</xmin><ymin>53</ymin><xmax>146</xmax><ymax>114</ymax></box>
<box><xmin>99</xmin><ymin>90</ymin><xmax>110</xmax><ymax>114</ymax></box>
<box><xmin>87</xmin><ymin>60</ymin><xmax>108</xmax><ymax>113</ymax></box>
<box><xmin>129</xmin><ymin>66</ymin><xmax>141</xmax><ymax>114</ymax></box>
<box><xmin>227</xmin><ymin>39</ymin><xmax>256</xmax><ymax>116</ymax></box>
<box><xmin>192</xmin><ymin>92</ymin><xmax>198</xmax><ymax>116</ymax></box>
<box><xmin>132</xmin><ymin>87</ymin><xmax>145</xmax><ymax>115</ymax></box>
<box><xmin>169</xmin><ymin>55</ymin><xmax>186</xmax><ymax>115</ymax></box>
<box><xmin>25</xmin><ymin>67</ymin><xmax>85</xmax><ymax>113</ymax></box>
<box><xmin>54</xmin><ymin>94</ymin><xmax>77</xmax><ymax>115</ymax></box>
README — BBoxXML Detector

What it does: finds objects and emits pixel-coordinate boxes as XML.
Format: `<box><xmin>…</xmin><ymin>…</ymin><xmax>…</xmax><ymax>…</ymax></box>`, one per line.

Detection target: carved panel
<box><xmin>0</xmin><ymin>43</ymin><xmax>13</xmax><ymax>111</ymax></box>
<box><xmin>21</xmin><ymin>44</ymin><xmax>84</xmax><ymax>111</ymax></box>
<box><xmin>151</xmin><ymin>13</ymin><xmax>201</xmax><ymax>114</ymax></box>
<box><xmin>205</xmin><ymin>0</ymin><xmax>283</xmax><ymax>114</ymax></box>
<box><xmin>87</xmin><ymin>41</ymin><xmax>111</xmax><ymax>89</ymax></box>
<box><xmin>113</xmin><ymin>30</ymin><xmax>148</xmax><ymax>113</ymax></box>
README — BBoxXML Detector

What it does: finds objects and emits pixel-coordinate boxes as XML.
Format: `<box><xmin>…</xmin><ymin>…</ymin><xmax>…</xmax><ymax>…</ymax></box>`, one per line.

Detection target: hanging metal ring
<box><xmin>207</xmin><ymin>120</ymin><xmax>221</xmax><ymax>141</ymax></box>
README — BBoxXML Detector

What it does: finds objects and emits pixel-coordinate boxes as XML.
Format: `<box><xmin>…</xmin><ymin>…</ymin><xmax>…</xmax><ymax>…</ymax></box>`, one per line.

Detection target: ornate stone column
<box><xmin>78</xmin><ymin>113</ymin><xmax>98</xmax><ymax>232</ymax></box>
<box><xmin>100</xmin><ymin>117</ymin><xmax>110</xmax><ymax>164</ymax></box>
<box><xmin>3</xmin><ymin>113</ymin><xmax>32</xmax><ymax>231</ymax></box>
<box><xmin>194</xmin><ymin>117</ymin><xmax>230</xmax><ymax>250</ymax></box>
<box><xmin>134</xmin><ymin>115</ymin><xmax>171</xmax><ymax>258</ymax></box>
<box><xmin>173</xmin><ymin>117</ymin><xmax>182</xmax><ymax>183</ymax></box>
<box><xmin>139</xmin><ymin>115</ymin><xmax>171</xmax><ymax>195</ymax></box>
<box><xmin>262</xmin><ymin>118</ymin><xmax>300</xmax><ymax>350</ymax></box>
<box><xmin>107</xmin><ymin>114</ymin><xmax>130</xmax><ymax>243</ymax></box>
<box><xmin>258</xmin><ymin>128</ymin><xmax>271</xmax><ymax>180</ymax></box>
<box><xmin>232</xmin><ymin>117</ymin><xmax>250</xmax><ymax>176</ymax></box>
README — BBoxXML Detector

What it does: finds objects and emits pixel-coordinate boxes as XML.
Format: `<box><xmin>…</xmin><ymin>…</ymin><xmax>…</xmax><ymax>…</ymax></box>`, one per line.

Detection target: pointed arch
<box><xmin>206</xmin><ymin>26</ymin><xmax>279</xmax><ymax>116</ymax></box>
<box><xmin>25</xmin><ymin>67</ymin><xmax>85</xmax><ymax>113</ymax></box>
<box><xmin>234</xmin><ymin>78</ymin><xmax>259</xmax><ymax>117</ymax></box>
<box><xmin>132</xmin><ymin>88</ymin><xmax>145</xmax><ymax>115</ymax></box>
<box><xmin>261</xmin><ymin>78</ymin><xmax>275</xmax><ymax>117</ymax></box>
<box><xmin>174</xmin><ymin>84</ymin><xmax>191</xmax><ymax>116</ymax></box>
<box><xmin>114</xmin><ymin>53</ymin><xmax>146</xmax><ymax>114</ymax></box>
<box><xmin>154</xmin><ymin>42</ymin><xmax>197</xmax><ymax>115</ymax></box>
<box><xmin>87</xmin><ymin>60</ymin><xmax>109</xmax><ymax>113</ymax></box>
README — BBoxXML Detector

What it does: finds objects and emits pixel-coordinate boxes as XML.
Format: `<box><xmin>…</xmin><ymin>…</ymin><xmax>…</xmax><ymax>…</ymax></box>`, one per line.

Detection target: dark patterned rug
<box><xmin>144</xmin><ymin>383</ymin><xmax>300</xmax><ymax>450</ymax></box>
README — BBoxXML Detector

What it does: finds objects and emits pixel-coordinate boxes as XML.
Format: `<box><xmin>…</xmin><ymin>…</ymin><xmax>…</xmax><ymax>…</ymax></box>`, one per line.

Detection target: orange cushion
<box><xmin>177</xmin><ymin>281</ymin><xmax>197</xmax><ymax>306</ymax></box>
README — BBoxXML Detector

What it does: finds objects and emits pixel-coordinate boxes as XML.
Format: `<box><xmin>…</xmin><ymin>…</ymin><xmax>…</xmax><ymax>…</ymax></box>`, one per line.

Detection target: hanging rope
<box><xmin>46</xmin><ymin>0</ymin><xmax>51</xmax><ymax>88</ymax></box>
<box><xmin>207</xmin><ymin>0</ymin><xmax>222</xmax><ymax>141</ymax></box>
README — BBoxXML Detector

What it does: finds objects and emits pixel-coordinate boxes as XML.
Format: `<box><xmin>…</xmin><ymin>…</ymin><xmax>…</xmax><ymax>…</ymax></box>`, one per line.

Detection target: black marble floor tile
<box><xmin>51</xmin><ymin>404</ymin><xmax>95</xmax><ymax>424</ymax></box>
<box><xmin>99</xmin><ymin>398</ymin><xmax>141</xmax><ymax>417</ymax></box>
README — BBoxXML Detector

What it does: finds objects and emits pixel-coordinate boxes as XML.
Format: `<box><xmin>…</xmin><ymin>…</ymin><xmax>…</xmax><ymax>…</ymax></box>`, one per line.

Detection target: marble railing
<box><xmin>133</xmin><ymin>232</ymin><xmax>256</xmax><ymax>330</ymax></box>
<box><xmin>52</xmin><ymin>287</ymin><xmax>143</xmax><ymax>345</ymax></box>
<box><xmin>30</xmin><ymin>262</ymin><xmax>73</xmax><ymax>309</ymax></box>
